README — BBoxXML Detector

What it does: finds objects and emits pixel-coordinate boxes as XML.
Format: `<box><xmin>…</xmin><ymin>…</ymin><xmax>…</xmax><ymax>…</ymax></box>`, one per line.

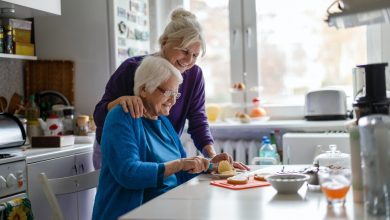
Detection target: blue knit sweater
<box><xmin>92</xmin><ymin>106</ymin><xmax>196</xmax><ymax>220</ymax></box>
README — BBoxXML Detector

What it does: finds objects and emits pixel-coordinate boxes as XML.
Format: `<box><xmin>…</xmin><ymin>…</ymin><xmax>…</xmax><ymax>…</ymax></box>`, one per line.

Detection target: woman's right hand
<box><xmin>108</xmin><ymin>96</ymin><xmax>146</xmax><ymax>118</ymax></box>
<box><xmin>181</xmin><ymin>156</ymin><xmax>209</xmax><ymax>174</ymax></box>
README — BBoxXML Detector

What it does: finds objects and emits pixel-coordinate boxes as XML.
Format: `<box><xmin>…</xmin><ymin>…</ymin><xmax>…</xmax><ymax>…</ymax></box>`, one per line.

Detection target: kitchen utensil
<box><xmin>318</xmin><ymin>168</ymin><xmax>351</xmax><ymax>206</ymax></box>
<box><xmin>265</xmin><ymin>173</ymin><xmax>309</xmax><ymax>194</ymax></box>
<box><xmin>359</xmin><ymin>115</ymin><xmax>390</xmax><ymax>217</ymax></box>
<box><xmin>0</xmin><ymin>96</ymin><xmax>7</xmax><ymax>112</ymax></box>
<box><xmin>210</xmin><ymin>176</ymin><xmax>270</xmax><ymax>190</ymax></box>
<box><xmin>304</xmin><ymin>89</ymin><xmax>348</xmax><ymax>120</ymax></box>
<box><xmin>24</xmin><ymin>60</ymin><xmax>74</xmax><ymax>105</ymax></box>
<box><xmin>313</xmin><ymin>145</ymin><xmax>351</xmax><ymax>169</ymax></box>
<box><xmin>353</xmin><ymin>63</ymin><xmax>390</xmax><ymax>122</ymax></box>
<box><xmin>7</xmin><ymin>93</ymin><xmax>21</xmax><ymax>115</ymax></box>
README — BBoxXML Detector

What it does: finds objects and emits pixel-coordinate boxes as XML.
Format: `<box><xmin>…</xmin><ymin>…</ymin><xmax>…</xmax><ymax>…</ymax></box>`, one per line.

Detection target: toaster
<box><xmin>304</xmin><ymin>89</ymin><xmax>348</xmax><ymax>120</ymax></box>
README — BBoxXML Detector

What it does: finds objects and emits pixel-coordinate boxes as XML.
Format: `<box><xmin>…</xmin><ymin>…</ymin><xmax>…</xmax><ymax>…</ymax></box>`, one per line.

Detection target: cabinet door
<box><xmin>1</xmin><ymin>0</ymin><xmax>61</xmax><ymax>15</ymax></box>
<box><xmin>75</xmin><ymin>151</ymin><xmax>95</xmax><ymax>220</ymax></box>
<box><xmin>27</xmin><ymin>155</ymin><xmax>78</xmax><ymax>220</ymax></box>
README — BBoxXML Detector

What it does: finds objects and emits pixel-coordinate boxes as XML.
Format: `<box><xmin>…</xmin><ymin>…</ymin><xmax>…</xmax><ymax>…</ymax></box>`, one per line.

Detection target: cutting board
<box><xmin>24</xmin><ymin>60</ymin><xmax>75</xmax><ymax>105</ymax></box>
<box><xmin>210</xmin><ymin>176</ymin><xmax>271</xmax><ymax>190</ymax></box>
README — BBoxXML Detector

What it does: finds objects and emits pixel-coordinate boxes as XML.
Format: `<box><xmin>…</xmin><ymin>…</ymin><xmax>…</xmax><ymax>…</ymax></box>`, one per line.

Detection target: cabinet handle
<box><xmin>72</xmin><ymin>164</ymin><xmax>78</xmax><ymax>174</ymax></box>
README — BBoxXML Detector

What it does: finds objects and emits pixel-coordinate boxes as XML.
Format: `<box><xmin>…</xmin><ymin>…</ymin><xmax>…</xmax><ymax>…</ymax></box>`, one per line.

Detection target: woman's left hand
<box><xmin>210</xmin><ymin>153</ymin><xmax>250</xmax><ymax>171</ymax></box>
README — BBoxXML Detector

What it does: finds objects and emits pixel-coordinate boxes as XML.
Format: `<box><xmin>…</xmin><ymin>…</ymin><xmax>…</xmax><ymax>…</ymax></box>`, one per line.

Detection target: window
<box><xmin>186</xmin><ymin>0</ymin><xmax>366</xmax><ymax>115</ymax></box>
<box><xmin>186</xmin><ymin>0</ymin><xmax>231</xmax><ymax>103</ymax></box>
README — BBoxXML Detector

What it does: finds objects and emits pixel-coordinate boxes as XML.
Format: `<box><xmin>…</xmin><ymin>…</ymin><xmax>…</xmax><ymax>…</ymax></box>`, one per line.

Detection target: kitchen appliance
<box><xmin>304</xmin><ymin>89</ymin><xmax>348</xmax><ymax>120</ymax></box>
<box><xmin>353</xmin><ymin>63</ymin><xmax>390</xmax><ymax>122</ymax></box>
<box><xmin>0</xmin><ymin>114</ymin><xmax>28</xmax><ymax>208</ymax></box>
<box><xmin>0</xmin><ymin>113</ymin><xmax>26</xmax><ymax>148</ymax></box>
<box><xmin>359</xmin><ymin>115</ymin><xmax>390</xmax><ymax>217</ymax></box>
<box><xmin>326</xmin><ymin>0</ymin><xmax>390</xmax><ymax>29</ymax></box>
<box><xmin>282</xmin><ymin>132</ymin><xmax>350</xmax><ymax>165</ymax></box>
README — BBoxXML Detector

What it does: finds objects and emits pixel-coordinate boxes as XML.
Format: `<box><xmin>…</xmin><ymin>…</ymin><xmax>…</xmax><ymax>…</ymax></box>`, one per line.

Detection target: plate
<box><xmin>224</xmin><ymin>116</ymin><xmax>270</xmax><ymax>123</ymax></box>
<box><xmin>211</xmin><ymin>170</ymin><xmax>237</xmax><ymax>179</ymax></box>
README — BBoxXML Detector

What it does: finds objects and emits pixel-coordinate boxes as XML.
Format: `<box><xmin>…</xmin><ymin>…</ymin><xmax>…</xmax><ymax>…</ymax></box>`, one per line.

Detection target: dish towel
<box><xmin>0</xmin><ymin>196</ymin><xmax>34</xmax><ymax>220</ymax></box>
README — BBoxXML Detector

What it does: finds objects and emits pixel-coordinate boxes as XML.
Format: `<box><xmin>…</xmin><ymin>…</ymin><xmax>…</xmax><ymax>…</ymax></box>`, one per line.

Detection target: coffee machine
<box><xmin>353</xmin><ymin>63</ymin><xmax>390</xmax><ymax>121</ymax></box>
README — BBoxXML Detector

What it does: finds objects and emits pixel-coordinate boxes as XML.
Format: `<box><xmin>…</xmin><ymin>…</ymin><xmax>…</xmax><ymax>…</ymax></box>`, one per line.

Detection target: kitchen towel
<box><xmin>0</xmin><ymin>196</ymin><xmax>34</xmax><ymax>220</ymax></box>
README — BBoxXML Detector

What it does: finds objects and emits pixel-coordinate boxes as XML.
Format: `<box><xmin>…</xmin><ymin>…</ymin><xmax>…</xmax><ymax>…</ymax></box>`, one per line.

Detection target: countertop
<box><xmin>21</xmin><ymin>143</ymin><xmax>93</xmax><ymax>164</ymax></box>
<box><xmin>119</xmin><ymin>165</ymin><xmax>377</xmax><ymax>220</ymax></box>
<box><xmin>208</xmin><ymin>119</ymin><xmax>350</xmax><ymax>139</ymax></box>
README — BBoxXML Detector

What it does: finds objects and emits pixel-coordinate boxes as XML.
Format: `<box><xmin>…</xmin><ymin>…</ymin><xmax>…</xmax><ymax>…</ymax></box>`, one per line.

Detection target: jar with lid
<box><xmin>62</xmin><ymin>106</ymin><xmax>75</xmax><ymax>135</ymax></box>
<box><xmin>76</xmin><ymin>115</ymin><xmax>89</xmax><ymax>136</ymax></box>
<box><xmin>313</xmin><ymin>144</ymin><xmax>351</xmax><ymax>169</ymax></box>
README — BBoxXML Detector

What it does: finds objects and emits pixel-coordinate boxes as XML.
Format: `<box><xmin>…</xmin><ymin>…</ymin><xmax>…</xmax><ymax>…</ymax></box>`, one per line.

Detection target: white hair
<box><xmin>158</xmin><ymin>8</ymin><xmax>206</xmax><ymax>56</ymax></box>
<box><xmin>133</xmin><ymin>56</ymin><xmax>182</xmax><ymax>96</ymax></box>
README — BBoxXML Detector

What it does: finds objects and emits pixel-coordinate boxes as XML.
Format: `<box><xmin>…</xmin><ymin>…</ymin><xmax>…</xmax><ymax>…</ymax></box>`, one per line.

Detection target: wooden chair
<box><xmin>38</xmin><ymin>170</ymin><xmax>100</xmax><ymax>220</ymax></box>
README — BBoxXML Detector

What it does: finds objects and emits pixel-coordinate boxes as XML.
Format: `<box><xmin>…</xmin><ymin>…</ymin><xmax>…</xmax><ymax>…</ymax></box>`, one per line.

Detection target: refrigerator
<box><xmin>34</xmin><ymin>0</ymin><xmax>152</xmax><ymax>116</ymax></box>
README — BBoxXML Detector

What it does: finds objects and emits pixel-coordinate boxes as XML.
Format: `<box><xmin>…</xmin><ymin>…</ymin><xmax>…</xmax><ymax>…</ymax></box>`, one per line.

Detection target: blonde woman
<box><xmin>93</xmin><ymin>8</ymin><xmax>249</xmax><ymax>171</ymax></box>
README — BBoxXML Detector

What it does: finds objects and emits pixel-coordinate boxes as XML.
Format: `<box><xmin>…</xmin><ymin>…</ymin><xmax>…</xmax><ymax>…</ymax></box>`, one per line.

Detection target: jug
<box><xmin>38</xmin><ymin>113</ymin><xmax>64</xmax><ymax>136</ymax></box>
<box><xmin>359</xmin><ymin>114</ymin><xmax>390</xmax><ymax>217</ymax></box>
<box><xmin>313</xmin><ymin>144</ymin><xmax>351</xmax><ymax>169</ymax></box>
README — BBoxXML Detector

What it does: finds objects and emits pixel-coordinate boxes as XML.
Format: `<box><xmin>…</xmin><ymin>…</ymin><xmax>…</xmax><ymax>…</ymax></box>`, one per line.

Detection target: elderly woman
<box><xmin>92</xmin><ymin>56</ymin><xmax>212</xmax><ymax>220</ymax></box>
<box><xmin>93</xmin><ymin>8</ymin><xmax>249</xmax><ymax>171</ymax></box>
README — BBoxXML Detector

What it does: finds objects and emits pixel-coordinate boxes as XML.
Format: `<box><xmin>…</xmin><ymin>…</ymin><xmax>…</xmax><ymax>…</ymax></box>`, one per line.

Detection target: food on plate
<box><xmin>232</xmin><ymin>82</ymin><xmax>246</xmax><ymax>91</ymax></box>
<box><xmin>217</xmin><ymin>160</ymin><xmax>233</xmax><ymax>174</ymax></box>
<box><xmin>250</xmin><ymin>107</ymin><xmax>267</xmax><ymax>118</ymax></box>
<box><xmin>254</xmin><ymin>173</ymin><xmax>272</xmax><ymax>181</ymax></box>
<box><xmin>239</xmin><ymin>113</ymin><xmax>250</xmax><ymax>123</ymax></box>
<box><xmin>227</xmin><ymin>175</ymin><xmax>249</xmax><ymax>185</ymax></box>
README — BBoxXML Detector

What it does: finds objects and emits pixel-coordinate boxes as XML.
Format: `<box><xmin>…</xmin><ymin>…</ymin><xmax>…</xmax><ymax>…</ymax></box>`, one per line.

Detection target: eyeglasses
<box><xmin>157</xmin><ymin>87</ymin><xmax>181</xmax><ymax>99</ymax></box>
<box><xmin>173</xmin><ymin>47</ymin><xmax>199</xmax><ymax>59</ymax></box>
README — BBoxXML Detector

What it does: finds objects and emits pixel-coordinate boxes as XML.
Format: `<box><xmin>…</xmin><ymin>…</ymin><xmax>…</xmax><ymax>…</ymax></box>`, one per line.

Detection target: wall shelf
<box><xmin>0</xmin><ymin>53</ymin><xmax>37</xmax><ymax>60</ymax></box>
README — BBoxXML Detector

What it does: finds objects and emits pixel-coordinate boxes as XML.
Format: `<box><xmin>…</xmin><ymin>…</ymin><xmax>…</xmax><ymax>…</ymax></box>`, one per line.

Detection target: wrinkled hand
<box><xmin>181</xmin><ymin>156</ymin><xmax>209</xmax><ymax>174</ymax></box>
<box><xmin>117</xmin><ymin>96</ymin><xmax>146</xmax><ymax>118</ymax></box>
<box><xmin>210</xmin><ymin>153</ymin><xmax>250</xmax><ymax>171</ymax></box>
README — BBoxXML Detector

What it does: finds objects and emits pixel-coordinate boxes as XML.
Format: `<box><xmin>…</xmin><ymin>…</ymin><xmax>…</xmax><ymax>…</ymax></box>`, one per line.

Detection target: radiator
<box><xmin>181</xmin><ymin>134</ymin><xmax>260</xmax><ymax>165</ymax></box>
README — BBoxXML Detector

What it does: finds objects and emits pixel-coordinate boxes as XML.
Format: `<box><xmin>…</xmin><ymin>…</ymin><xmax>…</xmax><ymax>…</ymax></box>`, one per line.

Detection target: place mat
<box><xmin>210</xmin><ymin>177</ymin><xmax>270</xmax><ymax>190</ymax></box>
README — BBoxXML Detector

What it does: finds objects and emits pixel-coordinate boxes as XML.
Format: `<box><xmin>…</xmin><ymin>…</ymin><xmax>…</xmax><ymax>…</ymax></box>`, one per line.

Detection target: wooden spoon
<box><xmin>7</xmin><ymin>93</ymin><xmax>21</xmax><ymax>115</ymax></box>
<box><xmin>0</xmin><ymin>96</ymin><xmax>7</xmax><ymax>112</ymax></box>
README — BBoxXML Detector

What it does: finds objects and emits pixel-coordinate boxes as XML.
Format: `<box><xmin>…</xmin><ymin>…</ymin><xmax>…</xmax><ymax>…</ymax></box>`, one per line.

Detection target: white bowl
<box><xmin>265</xmin><ymin>173</ymin><xmax>310</xmax><ymax>194</ymax></box>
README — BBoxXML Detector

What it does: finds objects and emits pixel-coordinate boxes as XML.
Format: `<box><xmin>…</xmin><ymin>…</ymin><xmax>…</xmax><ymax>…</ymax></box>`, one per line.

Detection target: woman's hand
<box><xmin>181</xmin><ymin>156</ymin><xmax>209</xmax><ymax>174</ymax></box>
<box><xmin>108</xmin><ymin>96</ymin><xmax>146</xmax><ymax>118</ymax></box>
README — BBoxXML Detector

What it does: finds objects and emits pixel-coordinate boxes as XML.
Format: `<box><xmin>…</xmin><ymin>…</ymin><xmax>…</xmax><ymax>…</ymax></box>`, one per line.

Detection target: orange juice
<box><xmin>321</xmin><ymin>183</ymin><xmax>350</xmax><ymax>199</ymax></box>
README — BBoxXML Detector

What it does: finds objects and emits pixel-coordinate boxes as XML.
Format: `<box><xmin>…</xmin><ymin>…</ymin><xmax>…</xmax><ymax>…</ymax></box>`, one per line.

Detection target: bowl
<box><xmin>265</xmin><ymin>173</ymin><xmax>310</xmax><ymax>194</ymax></box>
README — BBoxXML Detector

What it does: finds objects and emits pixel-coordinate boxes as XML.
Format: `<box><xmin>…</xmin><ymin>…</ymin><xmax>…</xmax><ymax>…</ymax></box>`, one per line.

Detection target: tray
<box><xmin>210</xmin><ymin>176</ymin><xmax>270</xmax><ymax>190</ymax></box>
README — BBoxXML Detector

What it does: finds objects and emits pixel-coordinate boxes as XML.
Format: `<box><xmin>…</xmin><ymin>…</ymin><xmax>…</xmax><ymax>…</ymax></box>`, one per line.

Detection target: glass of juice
<box><xmin>318</xmin><ymin>168</ymin><xmax>351</xmax><ymax>206</ymax></box>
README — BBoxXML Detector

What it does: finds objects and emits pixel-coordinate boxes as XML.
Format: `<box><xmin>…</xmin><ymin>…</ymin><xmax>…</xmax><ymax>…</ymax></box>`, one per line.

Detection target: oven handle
<box><xmin>0</xmin><ymin>192</ymin><xmax>27</xmax><ymax>204</ymax></box>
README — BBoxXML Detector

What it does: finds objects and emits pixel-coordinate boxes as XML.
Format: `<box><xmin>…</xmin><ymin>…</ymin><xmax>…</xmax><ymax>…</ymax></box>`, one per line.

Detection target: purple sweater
<box><xmin>93</xmin><ymin>55</ymin><xmax>214</xmax><ymax>151</ymax></box>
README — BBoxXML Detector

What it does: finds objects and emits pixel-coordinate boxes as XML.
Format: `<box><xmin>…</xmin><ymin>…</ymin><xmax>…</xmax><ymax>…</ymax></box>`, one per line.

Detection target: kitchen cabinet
<box><xmin>27</xmin><ymin>150</ymin><xmax>94</xmax><ymax>220</ymax></box>
<box><xmin>0</xmin><ymin>0</ymin><xmax>61</xmax><ymax>60</ymax></box>
<box><xmin>0</xmin><ymin>0</ymin><xmax>61</xmax><ymax>17</ymax></box>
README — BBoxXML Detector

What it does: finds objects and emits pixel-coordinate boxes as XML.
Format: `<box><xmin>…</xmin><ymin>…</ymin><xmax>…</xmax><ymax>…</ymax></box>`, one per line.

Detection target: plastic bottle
<box><xmin>25</xmin><ymin>95</ymin><xmax>42</xmax><ymax>138</ymax></box>
<box><xmin>259</xmin><ymin>136</ymin><xmax>277</xmax><ymax>165</ymax></box>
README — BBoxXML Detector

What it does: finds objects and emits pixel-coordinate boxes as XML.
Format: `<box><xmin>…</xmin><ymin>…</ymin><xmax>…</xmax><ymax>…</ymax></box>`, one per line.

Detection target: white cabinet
<box><xmin>27</xmin><ymin>150</ymin><xmax>95</xmax><ymax>220</ymax></box>
<box><xmin>0</xmin><ymin>0</ymin><xmax>61</xmax><ymax>17</ymax></box>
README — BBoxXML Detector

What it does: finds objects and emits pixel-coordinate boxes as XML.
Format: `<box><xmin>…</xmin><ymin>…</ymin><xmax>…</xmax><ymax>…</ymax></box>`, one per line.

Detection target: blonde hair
<box><xmin>159</xmin><ymin>8</ymin><xmax>206</xmax><ymax>56</ymax></box>
<box><xmin>134</xmin><ymin>56</ymin><xmax>182</xmax><ymax>96</ymax></box>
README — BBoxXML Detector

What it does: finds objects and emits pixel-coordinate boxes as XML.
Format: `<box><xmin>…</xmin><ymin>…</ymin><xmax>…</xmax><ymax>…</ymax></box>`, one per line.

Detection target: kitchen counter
<box><xmin>208</xmin><ymin>119</ymin><xmax>349</xmax><ymax>139</ymax></box>
<box><xmin>119</xmin><ymin>165</ymin><xmax>373</xmax><ymax>220</ymax></box>
<box><xmin>22</xmin><ymin>143</ymin><xmax>93</xmax><ymax>164</ymax></box>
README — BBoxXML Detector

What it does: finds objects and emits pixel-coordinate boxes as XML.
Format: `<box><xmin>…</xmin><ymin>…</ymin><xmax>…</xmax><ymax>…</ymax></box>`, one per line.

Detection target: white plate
<box><xmin>224</xmin><ymin>116</ymin><xmax>270</xmax><ymax>123</ymax></box>
<box><xmin>211</xmin><ymin>171</ymin><xmax>237</xmax><ymax>179</ymax></box>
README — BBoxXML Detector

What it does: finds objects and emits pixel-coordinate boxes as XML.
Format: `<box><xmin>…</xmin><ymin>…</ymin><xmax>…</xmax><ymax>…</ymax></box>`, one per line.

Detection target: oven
<box><xmin>0</xmin><ymin>113</ymin><xmax>30</xmax><ymax>217</ymax></box>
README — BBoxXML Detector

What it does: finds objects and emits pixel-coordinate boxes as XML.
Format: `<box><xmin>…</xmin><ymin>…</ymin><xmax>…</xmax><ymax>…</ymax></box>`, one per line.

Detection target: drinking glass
<box><xmin>318</xmin><ymin>168</ymin><xmax>351</xmax><ymax>206</ymax></box>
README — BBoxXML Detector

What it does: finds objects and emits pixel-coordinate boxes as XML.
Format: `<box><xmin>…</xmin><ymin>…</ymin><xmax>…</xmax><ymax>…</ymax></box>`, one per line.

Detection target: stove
<box><xmin>0</xmin><ymin>148</ymin><xmax>27</xmax><ymax>202</ymax></box>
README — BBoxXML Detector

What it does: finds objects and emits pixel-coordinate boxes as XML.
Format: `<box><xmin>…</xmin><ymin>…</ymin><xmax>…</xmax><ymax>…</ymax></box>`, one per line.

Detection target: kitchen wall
<box><xmin>0</xmin><ymin>60</ymin><xmax>24</xmax><ymax>102</ymax></box>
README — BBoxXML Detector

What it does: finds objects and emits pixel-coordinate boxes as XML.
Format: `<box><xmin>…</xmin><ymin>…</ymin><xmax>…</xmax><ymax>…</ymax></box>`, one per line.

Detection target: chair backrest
<box><xmin>38</xmin><ymin>169</ymin><xmax>100</xmax><ymax>220</ymax></box>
